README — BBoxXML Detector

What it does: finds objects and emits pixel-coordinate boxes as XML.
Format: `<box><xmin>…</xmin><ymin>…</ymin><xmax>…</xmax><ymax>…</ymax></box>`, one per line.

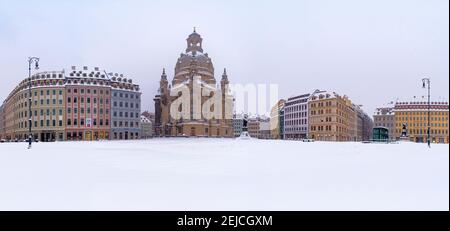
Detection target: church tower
<box><xmin>154</xmin><ymin>29</ymin><xmax>233</xmax><ymax>137</ymax></box>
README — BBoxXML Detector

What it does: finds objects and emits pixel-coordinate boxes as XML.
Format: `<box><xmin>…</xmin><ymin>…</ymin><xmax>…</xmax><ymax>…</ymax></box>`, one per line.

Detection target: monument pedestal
<box><xmin>238</xmin><ymin>131</ymin><xmax>251</xmax><ymax>140</ymax></box>
<box><xmin>399</xmin><ymin>136</ymin><xmax>411</xmax><ymax>142</ymax></box>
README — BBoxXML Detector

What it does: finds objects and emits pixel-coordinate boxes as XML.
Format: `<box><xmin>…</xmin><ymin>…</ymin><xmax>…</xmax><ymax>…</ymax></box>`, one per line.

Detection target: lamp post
<box><xmin>422</xmin><ymin>78</ymin><xmax>431</xmax><ymax>148</ymax></box>
<box><xmin>27</xmin><ymin>57</ymin><xmax>39</xmax><ymax>149</ymax></box>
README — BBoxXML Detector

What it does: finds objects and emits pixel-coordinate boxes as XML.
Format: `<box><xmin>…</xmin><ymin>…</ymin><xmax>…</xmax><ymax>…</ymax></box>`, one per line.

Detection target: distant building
<box><xmin>110</xmin><ymin>75</ymin><xmax>141</xmax><ymax>140</ymax></box>
<box><xmin>279</xmin><ymin>107</ymin><xmax>285</xmax><ymax>139</ymax></box>
<box><xmin>248</xmin><ymin>117</ymin><xmax>260</xmax><ymax>138</ymax></box>
<box><xmin>0</xmin><ymin>105</ymin><xmax>4</xmax><ymax>140</ymax></box>
<box><xmin>308</xmin><ymin>90</ymin><xmax>368</xmax><ymax>141</ymax></box>
<box><xmin>284</xmin><ymin>93</ymin><xmax>313</xmax><ymax>140</ymax></box>
<box><xmin>233</xmin><ymin>114</ymin><xmax>244</xmax><ymax>137</ymax></box>
<box><xmin>66</xmin><ymin>67</ymin><xmax>110</xmax><ymax>141</ymax></box>
<box><xmin>270</xmin><ymin>99</ymin><xmax>285</xmax><ymax>139</ymax></box>
<box><xmin>140</xmin><ymin>115</ymin><xmax>153</xmax><ymax>139</ymax></box>
<box><xmin>373</xmin><ymin>106</ymin><xmax>395</xmax><ymax>140</ymax></box>
<box><xmin>259</xmin><ymin>117</ymin><xmax>271</xmax><ymax>139</ymax></box>
<box><xmin>394</xmin><ymin>99</ymin><xmax>448</xmax><ymax>143</ymax></box>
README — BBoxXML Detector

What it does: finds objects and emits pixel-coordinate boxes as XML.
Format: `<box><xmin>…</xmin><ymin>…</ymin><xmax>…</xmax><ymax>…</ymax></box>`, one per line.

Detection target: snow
<box><xmin>0</xmin><ymin>139</ymin><xmax>448</xmax><ymax>211</ymax></box>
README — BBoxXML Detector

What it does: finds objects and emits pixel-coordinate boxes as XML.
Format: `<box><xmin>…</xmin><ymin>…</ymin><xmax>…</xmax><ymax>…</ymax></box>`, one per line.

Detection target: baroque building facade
<box><xmin>0</xmin><ymin>66</ymin><xmax>141</xmax><ymax>141</ymax></box>
<box><xmin>154</xmin><ymin>30</ymin><xmax>233</xmax><ymax>137</ymax></box>
<box><xmin>394</xmin><ymin>100</ymin><xmax>448</xmax><ymax>143</ymax></box>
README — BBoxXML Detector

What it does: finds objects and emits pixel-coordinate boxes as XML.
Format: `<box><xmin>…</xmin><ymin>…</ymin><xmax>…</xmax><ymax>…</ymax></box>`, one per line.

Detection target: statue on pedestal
<box><xmin>399</xmin><ymin>123</ymin><xmax>410</xmax><ymax>142</ymax></box>
<box><xmin>239</xmin><ymin>114</ymin><xmax>251</xmax><ymax>139</ymax></box>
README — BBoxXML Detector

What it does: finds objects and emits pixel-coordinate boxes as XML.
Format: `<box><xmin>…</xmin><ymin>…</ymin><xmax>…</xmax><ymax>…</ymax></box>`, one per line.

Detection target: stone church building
<box><xmin>154</xmin><ymin>29</ymin><xmax>233</xmax><ymax>137</ymax></box>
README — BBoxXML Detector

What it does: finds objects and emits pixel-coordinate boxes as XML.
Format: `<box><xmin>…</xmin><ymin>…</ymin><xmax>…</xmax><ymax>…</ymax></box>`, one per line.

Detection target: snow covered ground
<box><xmin>0</xmin><ymin>138</ymin><xmax>448</xmax><ymax>211</ymax></box>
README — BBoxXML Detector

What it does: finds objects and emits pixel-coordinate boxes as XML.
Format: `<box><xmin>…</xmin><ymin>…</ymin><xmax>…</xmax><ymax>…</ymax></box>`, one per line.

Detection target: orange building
<box><xmin>394</xmin><ymin>101</ymin><xmax>449</xmax><ymax>143</ymax></box>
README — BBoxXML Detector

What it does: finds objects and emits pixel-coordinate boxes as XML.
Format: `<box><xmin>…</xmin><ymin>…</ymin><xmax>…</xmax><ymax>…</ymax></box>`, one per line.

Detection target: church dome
<box><xmin>173</xmin><ymin>29</ymin><xmax>215</xmax><ymax>84</ymax></box>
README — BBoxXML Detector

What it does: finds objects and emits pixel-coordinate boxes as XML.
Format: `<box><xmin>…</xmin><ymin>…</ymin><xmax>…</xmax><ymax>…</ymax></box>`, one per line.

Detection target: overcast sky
<box><xmin>0</xmin><ymin>0</ymin><xmax>448</xmax><ymax>114</ymax></box>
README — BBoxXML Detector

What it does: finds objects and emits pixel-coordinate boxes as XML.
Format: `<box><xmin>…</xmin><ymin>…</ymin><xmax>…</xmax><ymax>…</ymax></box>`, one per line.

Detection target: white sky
<box><xmin>0</xmin><ymin>0</ymin><xmax>448</xmax><ymax>114</ymax></box>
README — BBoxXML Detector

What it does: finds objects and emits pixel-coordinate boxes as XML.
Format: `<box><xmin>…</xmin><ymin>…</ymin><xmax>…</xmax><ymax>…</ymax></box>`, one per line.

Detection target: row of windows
<box><xmin>396</xmin><ymin>116</ymin><xmax>448</xmax><ymax>121</ymax></box>
<box><xmin>285</xmin><ymin>111</ymin><xmax>307</xmax><ymax>119</ymax></box>
<box><xmin>18</xmin><ymin>109</ymin><xmax>64</xmax><ymax>118</ymax></box>
<box><xmin>17</xmin><ymin>99</ymin><xmax>64</xmax><ymax>108</ymax></box>
<box><xmin>112</xmin><ymin>101</ymin><xmax>139</xmax><ymax>109</ymax></box>
<box><xmin>374</xmin><ymin>116</ymin><xmax>394</xmax><ymax>121</ymax></box>
<box><xmin>397</xmin><ymin>111</ymin><xmax>448</xmax><ymax>116</ymax></box>
<box><xmin>310</xmin><ymin>109</ymin><xmax>334</xmax><ymax>116</ymax></box>
<box><xmin>396</xmin><ymin>123</ymin><xmax>448</xmax><ymax>128</ymax></box>
<box><xmin>67</xmin><ymin>119</ymin><xmax>109</xmax><ymax>126</ymax></box>
<box><xmin>311</xmin><ymin>125</ymin><xmax>333</xmax><ymax>131</ymax></box>
<box><xmin>18</xmin><ymin>120</ymin><xmax>63</xmax><ymax>128</ymax></box>
<box><xmin>113</xmin><ymin>92</ymin><xmax>140</xmax><ymax>99</ymax></box>
<box><xmin>285</xmin><ymin>119</ymin><xmax>307</xmax><ymax>126</ymax></box>
<box><xmin>18</xmin><ymin>90</ymin><xmax>64</xmax><ymax>99</ymax></box>
<box><xmin>311</xmin><ymin>125</ymin><xmax>348</xmax><ymax>133</ymax></box>
<box><xmin>112</xmin><ymin>132</ymin><xmax>140</xmax><ymax>140</ymax></box>
<box><xmin>112</xmin><ymin>121</ymin><xmax>139</xmax><ymax>128</ymax></box>
<box><xmin>396</xmin><ymin>129</ymin><xmax>449</xmax><ymax>135</ymax></box>
<box><xmin>67</xmin><ymin>107</ymin><xmax>109</xmax><ymax>115</ymax></box>
<box><xmin>67</xmin><ymin>88</ymin><xmax>109</xmax><ymax>95</ymax></box>
<box><xmin>285</xmin><ymin>127</ymin><xmax>307</xmax><ymax>132</ymax></box>
<box><xmin>310</xmin><ymin>101</ymin><xmax>333</xmax><ymax>108</ymax></box>
<box><xmin>67</xmin><ymin>97</ymin><xmax>109</xmax><ymax>104</ymax></box>
<box><xmin>112</xmin><ymin>111</ymin><xmax>140</xmax><ymax>118</ymax></box>
<box><xmin>375</xmin><ymin>123</ymin><xmax>394</xmax><ymax>128</ymax></box>
<box><xmin>285</xmin><ymin>104</ymin><xmax>307</xmax><ymax>113</ymax></box>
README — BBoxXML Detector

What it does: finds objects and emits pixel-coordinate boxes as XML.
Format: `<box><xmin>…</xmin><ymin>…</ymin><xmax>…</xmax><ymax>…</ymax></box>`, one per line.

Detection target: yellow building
<box><xmin>2</xmin><ymin>71</ymin><xmax>66</xmax><ymax>141</ymax></box>
<box><xmin>394</xmin><ymin>101</ymin><xmax>449</xmax><ymax>143</ymax></box>
<box><xmin>308</xmin><ymin>91</ymin><xmax>353</xmax><ymax>141</ymax></box>
<box><xmin>270</xmin><ymin>99</ymin><xmax>285</xmax><ymax>139</ymax></box>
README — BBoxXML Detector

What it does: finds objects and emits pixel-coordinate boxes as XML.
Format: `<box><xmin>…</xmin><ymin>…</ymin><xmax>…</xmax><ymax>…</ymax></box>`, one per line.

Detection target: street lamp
<box><xmin>422</xmin><ymin>78</ymin><xmax>431</xmax><ymax>148</ymax></box>
<box><xmin>27</xmin><ymin>57</ymin><xmax>39</xmax><ymax>149</ymax></box>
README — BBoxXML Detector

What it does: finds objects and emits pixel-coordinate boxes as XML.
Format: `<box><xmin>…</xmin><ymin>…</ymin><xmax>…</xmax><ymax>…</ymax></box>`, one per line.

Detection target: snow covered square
<box><xmin>0</xmin><ymin>139</ymin><xmax>448</xmax><ymax>211</ymax></box>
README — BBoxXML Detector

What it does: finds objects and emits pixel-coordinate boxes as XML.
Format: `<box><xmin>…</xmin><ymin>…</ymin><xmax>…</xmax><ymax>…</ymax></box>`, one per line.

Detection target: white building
<box><xmin>284</xmin><ymin>93</ymin><xmax>313</xmax><ymax>140</ymax></box>
<box><xmin>140</xmin><ymin>115</ymin><xmax>153</xmax><ymax>139</ymax></box>
<box><xmin>259</xmin><ymin>119</ymin><xmax>271</xmax><ymax>139</ymax></box>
